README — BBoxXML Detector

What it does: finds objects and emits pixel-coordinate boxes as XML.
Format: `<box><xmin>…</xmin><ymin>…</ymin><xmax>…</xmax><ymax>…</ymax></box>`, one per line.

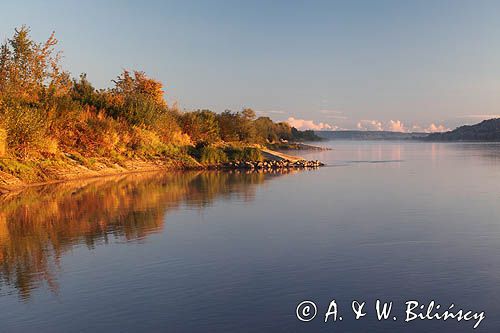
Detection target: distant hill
<box><xmin>426</xmin><ymin>118</ymin><xmax>500</xmax><ymax>141</ymax></box>
<box><xmin>315</xmin><ymin>130</ymin><xmax>428</xmax><ymax>140</ymax></box>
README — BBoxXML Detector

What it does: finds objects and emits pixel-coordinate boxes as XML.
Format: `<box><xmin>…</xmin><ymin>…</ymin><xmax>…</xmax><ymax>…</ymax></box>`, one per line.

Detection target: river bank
<box><xmin>0</xmin><ymin>146</ymin><xmax>324</xmax><ymax>193</ymax></box>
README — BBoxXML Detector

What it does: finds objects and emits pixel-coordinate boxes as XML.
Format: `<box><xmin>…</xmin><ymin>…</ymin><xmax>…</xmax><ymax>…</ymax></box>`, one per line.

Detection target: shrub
<box><xmin>152</xmin><ymin>110</ymin><xmax>189</xmax><ymax>145</ymax></box>
<box><xmin>180</xmin><ymin>110</ymin><xmax>220</xmax><ymax>144</ymax></box>
<box><xmin>3</xmin><ymin>105</ymin><xmax>48</xmax><ymax>157</ymax></box>
<box><xmin>199</xmin><ymin>146</ymin><xmax>228</xmax><ymax>165</ymax></box>
<box><xmin>242</xmin><ymin>147</ymin><xmax>263</xmax><ymax>161</ymax></box>
<box><xmin>225</xmin><ymin>146</ymin><xmax>263</xmax><ymax>161</ymax></box>
<box><xmin>0</xmin><ymin>126</ymin><xmax>6</xmax><ymax>157</ymax></box>
<box><xmin>129</xmin><ymin>127</ymin><xmax>168</xmax><ymax>157</ymax></box>
<box><xmin>116</xmin><ymin>94</ymin><xmax>163</xmax><ymax>126</ymax></box>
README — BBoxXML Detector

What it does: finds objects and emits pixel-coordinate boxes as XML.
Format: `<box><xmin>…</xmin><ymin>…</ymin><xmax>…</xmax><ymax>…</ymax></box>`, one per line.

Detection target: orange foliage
<box><xmin>111</xmin><ymin>70</ymin><xmax>166</xmax><ymax>108</ymax></box>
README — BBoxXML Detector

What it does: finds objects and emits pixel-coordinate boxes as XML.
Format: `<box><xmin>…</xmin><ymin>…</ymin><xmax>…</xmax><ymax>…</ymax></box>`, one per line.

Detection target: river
<box><xmin>0</xmin><ymin>141</ymin><xmax>499</xmax><ymax>332</ymax></box>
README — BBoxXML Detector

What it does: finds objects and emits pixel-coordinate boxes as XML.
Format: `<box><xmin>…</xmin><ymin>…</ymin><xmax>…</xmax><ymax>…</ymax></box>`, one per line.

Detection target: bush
<box><xmin>3</xmin><ymin>105</ymin><xmax>49</xmax><ymax>157</ymax></box>
<box><xmin>0</xmin><ymin>126</ymin><xmax>6</xmax><ymax>157</ymax></box>
<box><xmin>225</xmin><ymin>147</ymin><xmax>263</xmax><ymax>162</ymax></box>
<box><xmin>107</xmin><ymin>93</ymin><xmax>164</xmax><ymax>126</ymax></box>
<box><xmin>180</xmin><ymin>110</ymin><xmax>220</xmax><ymax>144</ymax></box>
<box><xmin>199</xmin><ymin>146</ymin><xmax>228</xmax><ymax>165</ymax></box>
<box><xmin>129</xmin><ymin>127</ymin><xmax>168</xmax><ymax>157</ymax></box>
<box><xmin>152</xmin><ymin>110</ymin><xmax>189</xmax><ymax>145</ymax></box>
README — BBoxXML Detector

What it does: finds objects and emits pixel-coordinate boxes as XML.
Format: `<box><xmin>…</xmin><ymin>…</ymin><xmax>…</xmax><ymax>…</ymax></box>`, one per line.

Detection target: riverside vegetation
<box><xmin>0</xmin><ymin>27</ymin><xmax>322</xmax><ymax>190</ymax></box>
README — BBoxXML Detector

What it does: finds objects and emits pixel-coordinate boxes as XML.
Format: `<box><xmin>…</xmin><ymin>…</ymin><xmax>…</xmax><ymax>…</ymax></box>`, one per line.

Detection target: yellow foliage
<box><xmin>0</xmin><ymin>126</ymin><xmax>6</xmax><ymax>157</ymax></box>
<box><xmin>112</xmin><ymin>70</ymin><xmax>166</xmax><ymax>108</ymax></box>
<box><xmin>0</xmin><ymin>26</ymin><xmax>70</xmax><ymax>105</ymax></box>
<box><xmin>171</xmin><ymin>131</ymin><xmax>192</xmax><ymax>146</ymax></box>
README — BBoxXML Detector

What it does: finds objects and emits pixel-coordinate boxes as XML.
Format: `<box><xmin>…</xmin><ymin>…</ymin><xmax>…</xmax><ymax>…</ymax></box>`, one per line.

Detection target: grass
<box><xmin>224</xmin><ymin>147</ymin><xmax>263</xmax><ymax>162</ymax></box>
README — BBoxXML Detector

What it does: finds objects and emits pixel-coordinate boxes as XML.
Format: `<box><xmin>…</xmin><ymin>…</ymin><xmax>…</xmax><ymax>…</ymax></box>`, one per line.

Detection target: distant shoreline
<box><xmin>316</xmin><ymin>118</ymin><xmax>500</xmax><ymax>141</ymax></box>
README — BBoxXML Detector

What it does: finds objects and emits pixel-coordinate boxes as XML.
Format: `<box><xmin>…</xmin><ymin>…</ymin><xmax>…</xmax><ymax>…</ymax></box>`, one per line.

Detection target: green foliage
<box><xmin>0</xmin><ymin>158</ymin><xmax>39</xmax><ymax>181</ymax></box>
<box><xmin>225</xmin><ymin>147</ymin><xmax>263</xmax><ymax>162</ymax></box>
<box><xmin>2</xmin><ymin>105</ymin><xmax>48</xmax><ymax>155</ymax></box>
<box><xmin>71</xmin><ymin>73</ymin><xmax>106</xmax><ymax>109</ymax></box>
<box><xmin>128</xmin><ymin>127</ymin><xmax>168</xmax><ymax>157</ymax></box>
<box><xmin>181</xmin><ymin>109</ymin><xmax>220</xmax><ymax>144</ymax></box>
<box><xmin>254</xmin><ymin>117</ymin><xmax>277</xmax><ymax>143</ymax></box>
<box><xmin>290</xmin><ymin>127</ymin><xmax>322</xmax><ymax>141</ymax></box>
<box><xmin>199</xmin><ymin>146</ymin><xmax>228</xmax><ymax>165</ymax></box>
<box><xmin>217</xmin><ymin>110</ymin><xmax>240</xmax><ymax>142</ymax></box>
<box><xmin>0</xmin><ymin>26</ymin><xmax>319</xmax><ymax>168</ymax></box>
<box><xmin>216</xmin><ymin>109</ymin><xmax>256</xmax><ymax>143</ymax></box>
<box><xmin>111</xmin><ymin>93</ymin><xmax>164</xmax><ymax>126</ymax></box>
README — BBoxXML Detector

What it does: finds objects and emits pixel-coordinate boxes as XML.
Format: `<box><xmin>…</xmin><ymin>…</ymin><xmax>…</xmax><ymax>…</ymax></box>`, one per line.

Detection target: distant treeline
<box><xmin>0</xmin><ymin>26</ymin><xmax>319</xmax><ymax>161</ymax></box>
<box><xmin>425</xmin><ymin>118</ymin><xmax>500</xmax><ymax>141</ymax></box>
<box><xmin>316</xmin><ymin>130</ymin><xmax>429</xmax><ymax>140</ymax></box>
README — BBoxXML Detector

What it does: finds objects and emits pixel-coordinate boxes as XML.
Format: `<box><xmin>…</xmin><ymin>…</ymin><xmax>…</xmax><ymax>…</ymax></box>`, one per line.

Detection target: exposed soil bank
<box><xmin>0</xmin><ymin>148</ymin><xmax>323</xmax><ymax>193</ymax></box>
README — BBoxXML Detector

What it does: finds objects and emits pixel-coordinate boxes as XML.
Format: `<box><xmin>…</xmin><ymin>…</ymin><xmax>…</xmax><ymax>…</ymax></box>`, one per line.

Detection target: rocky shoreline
<box><xmin>212</xmin><ymin>159</ymin><xmax>324</xmax><ymax>170</ymax></box>
<box><xmin>1</xmin><ymin>147</ymin><xmax>325</xmax><ymax>194</ymax></box>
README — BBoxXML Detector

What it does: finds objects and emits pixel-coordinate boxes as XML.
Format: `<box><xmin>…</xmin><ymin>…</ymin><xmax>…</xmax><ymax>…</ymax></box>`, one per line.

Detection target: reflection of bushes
<box><xmin>0</xmin><ymin>170</ymin><xmax>283</xmax><ymax>299</ymax></box>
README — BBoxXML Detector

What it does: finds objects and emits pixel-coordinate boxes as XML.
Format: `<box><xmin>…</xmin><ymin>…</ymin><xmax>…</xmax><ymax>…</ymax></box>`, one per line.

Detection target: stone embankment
<box><xmin>220</xmin><ymin>159</ymin><xmax>324</xmax><ymax>170</ymax></box>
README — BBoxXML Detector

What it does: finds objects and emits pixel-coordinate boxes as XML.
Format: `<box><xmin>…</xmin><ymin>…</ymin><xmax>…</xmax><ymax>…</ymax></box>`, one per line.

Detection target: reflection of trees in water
<box><xmin>0</xmin><ymin>170</ymin><xmax>290</xmax><ymax>300</ymax></box>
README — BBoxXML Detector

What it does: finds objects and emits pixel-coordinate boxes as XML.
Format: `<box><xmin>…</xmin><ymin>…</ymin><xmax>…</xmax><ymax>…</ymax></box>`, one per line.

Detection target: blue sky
<box><xmin>2</xmin><ymin>0</ymin><xmax>500</xmax><ymax>131</ymax></box>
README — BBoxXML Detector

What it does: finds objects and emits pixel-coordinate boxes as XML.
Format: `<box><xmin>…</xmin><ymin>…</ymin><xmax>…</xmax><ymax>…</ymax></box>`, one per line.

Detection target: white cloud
<box><xmin>356</xmin><ymin>119</ymin><xmax>449</xmax><ymax>133</ymax></box>
<box><xmin>356</xmin><ymin>119</ymin><xmax>383</xmax><ymax>131</ymax></box>
<box><xmin>287</xmin><ymin>117</ymin><xmax>335</xmax><ymax>131</ymax></box>
<box><xmin>387</xmin><ymin>120</ymin><xmax>407</xmax><ymax>132</ymax></box>
<box><xmin>424</xmin><ymin>123</ymin><xmax>449</xmax><ymax>133</ymax></box>
<box><xmin>412</xmin><ymin>123</ymin><xmax>450</xmax><ymax>133</ymax></box>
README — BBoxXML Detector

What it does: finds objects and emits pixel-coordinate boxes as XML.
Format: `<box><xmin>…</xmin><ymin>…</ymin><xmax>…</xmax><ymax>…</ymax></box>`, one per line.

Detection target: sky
<box><xmin>2</xmin><ymin>0</ymin><xmax>500</xmax><ymax>131</ymax></box>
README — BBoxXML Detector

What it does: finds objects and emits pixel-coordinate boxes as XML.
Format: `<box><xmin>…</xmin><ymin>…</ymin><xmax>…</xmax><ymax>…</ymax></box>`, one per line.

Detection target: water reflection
<box><xmin>0</xmin><ymin>170</ymin><xmax>293</xmax><ymax>300</ymax></box>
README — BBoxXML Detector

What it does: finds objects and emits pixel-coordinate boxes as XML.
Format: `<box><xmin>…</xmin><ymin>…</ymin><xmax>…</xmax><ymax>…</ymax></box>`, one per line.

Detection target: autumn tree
<box><xmin>0</xmin><ymin>26</ymin><xmax>71</xmax><ymax>157</ymax></box>
<box><xmin>0</xmin><ymin>25</ymin><xmax>70</xmax><ymax>106</ymax></box>
<box><xmin>217</xmin><ymin>110</ymin><xmax>240</xmax><ymax>142</ymax></box>
<box><xmin>254</xmin><ymin>116</ymin><xmax>278</xmax><ymax>143</ymax></box>
<box><xmin>237</xmin><ymin>108</ymin><xmax>257</xmax><ymax>142</ymax></box>
<box><xmin>106</xmin><ymin>70</ymin><xmax>168</xmax><ymax>126</ymax></box>
<box><xmin>111</xmin><ymin>70</ymin><xmax>166</xmax><ymax>107</ymax></box>
<box><xmin>181</xmin><ymin>109</ymin><xmax>220</xmax><ymax>144</ymax></box>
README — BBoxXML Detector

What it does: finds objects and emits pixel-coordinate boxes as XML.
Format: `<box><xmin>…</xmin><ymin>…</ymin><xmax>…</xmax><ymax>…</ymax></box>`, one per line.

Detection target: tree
<box><xmin>111</xmin><ymin>70</ymin><xmax>166</xmax><ymax>108</ymax></box>
<box><xmin>241</xmin><ymin>108</ymin><xmax>256</xmax><ymax>121</ymax></box>
<box><xmin>0</xmin><ymin>25</ymin><xmax>70</xmax><ymax>105</ymax></box>
<box><xmin>275</xmin><ymin>122</ymin><xmax>292</xmax><ymax>141</ymax></box>
<box><xmin>217</xmin><ymin>110</ymin><xmax>240</xmax><ymax>142</ymax></box>
<box><xmin>71</xmin><ymin>73</ymin><xmax>105</xmax><ymax>108</ymax></box>
<box><xmin>107</xmin><ymin>70</ymin><xmax>167</xmax><ymax>126</ymax></box>
<box><xmin>238</xmin><ymin>108</ymin><xmax>257</xmax><ymax>142</ymax></box>
<box><xmin>181</xmin><ymin>109</ymin><xmax>220</xmax><ymax>144</ymax></box>
<box><xmin>254</xmin><ymin>116</ymin><xmax>278</xmax><ymax>143</ymax></box>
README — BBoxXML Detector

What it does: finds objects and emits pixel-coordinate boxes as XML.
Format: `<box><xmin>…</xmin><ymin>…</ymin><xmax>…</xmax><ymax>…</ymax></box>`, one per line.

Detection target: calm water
<box><xmin>1</xmin><ymin>141</ymin><xmax>500</xmax><ymax>332</ymax></box>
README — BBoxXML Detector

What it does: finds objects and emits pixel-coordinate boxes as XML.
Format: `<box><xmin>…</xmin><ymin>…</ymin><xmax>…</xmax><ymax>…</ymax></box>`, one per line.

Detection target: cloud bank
<box><xmin>357</xmin><ymin>119</ymin><xmax>383</xmax><ymax>131</ymax></box>
<box><xmin>277</xmin><ymin>112</ymin><xmax>449</xmax><ymax>133</ymax></box>
<box><xmin>356</xmin><ymin>119</ymin><xmax>448</xmax><ymax>133</ymax></box>
<box><xmin>287</xmin><ymin>117</ymin><xmax>335</xmax><ymax>131</ymax></box>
